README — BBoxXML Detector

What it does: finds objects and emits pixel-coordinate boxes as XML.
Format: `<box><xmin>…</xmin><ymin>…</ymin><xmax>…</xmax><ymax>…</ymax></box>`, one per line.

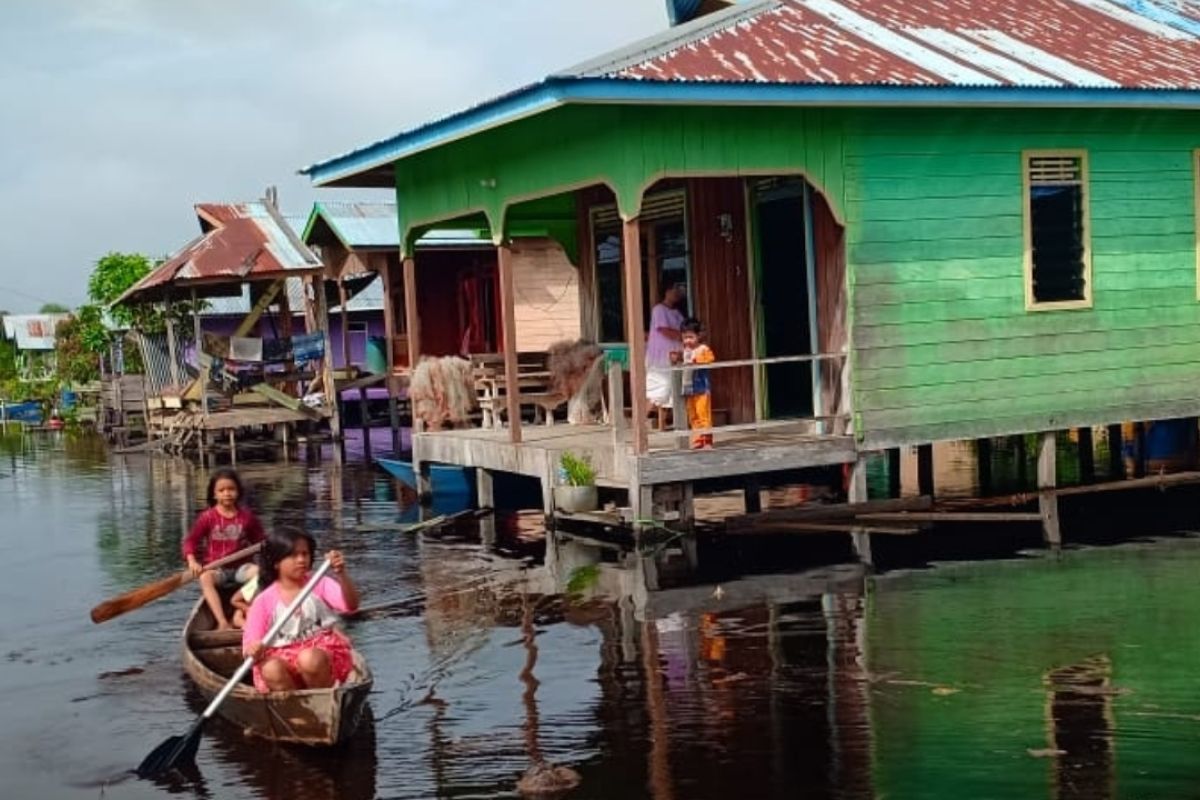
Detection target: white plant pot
<box><xmin>554</xmin><ymin>485</ymin><xmax>598</xmax><ymax>513</ymax></box>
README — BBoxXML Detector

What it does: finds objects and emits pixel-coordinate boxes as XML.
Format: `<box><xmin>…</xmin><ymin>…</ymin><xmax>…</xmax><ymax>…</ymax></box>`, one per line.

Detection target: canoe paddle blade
<box><xmin>136</xmin><ymin>719</ymin><xmax>203</xmax><ymax>779</ymax></box>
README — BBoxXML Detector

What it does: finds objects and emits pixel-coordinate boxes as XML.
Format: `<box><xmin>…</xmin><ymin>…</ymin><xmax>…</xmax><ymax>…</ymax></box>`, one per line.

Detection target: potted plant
<box><xmin>554</xmin><ymin>451</ymin><xmax>598</xmax><ymax>513</ymax></box>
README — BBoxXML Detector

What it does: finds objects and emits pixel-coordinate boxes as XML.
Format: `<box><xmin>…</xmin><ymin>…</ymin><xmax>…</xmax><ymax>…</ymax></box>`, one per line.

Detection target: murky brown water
<box><xmin>5</xmin><ymin>427</ymin><xmax>1200</xmax><ymax>799</ymax></box>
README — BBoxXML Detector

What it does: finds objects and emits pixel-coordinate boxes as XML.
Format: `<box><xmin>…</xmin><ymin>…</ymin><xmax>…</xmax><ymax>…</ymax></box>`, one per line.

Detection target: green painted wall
<box><xmin>392</xmin><ymin>103</ymin><xmax>1200</xmax><ymax>448</ymax></box>
<box><xmin>393</xmin><ymin>104</ymin><xmax>848</xmax><ymax>248</ymax></box>
<box><xmin>848</xmin><ymin>108</ymin><xmax>1200</xmax><ymax>448</ymax></box>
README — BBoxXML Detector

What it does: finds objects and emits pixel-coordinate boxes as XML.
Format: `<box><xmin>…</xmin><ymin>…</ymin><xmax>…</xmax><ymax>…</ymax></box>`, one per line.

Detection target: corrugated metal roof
<box><xmin>1</xmin><ymin>314</ymin><xmax>68</xmax><ymax>350</ymax></box>
<box><xmin>118</xmin><ymin>201</ymin><xmax>323</xmax><ymax>306</ymax></box>
<box><xmin>305</xmin><ymin>202</ymin><xmax>400</xmax><ymax>248</ymax></box>
<box><xmin>587</xmin><ymin>0</ymin><xmax>1200</xmax><ymax>88</ymax></box>
<box><xmin>304</xmin><ymin>0</ymin><xmax>1200</xmax><ymax>187</ymax></box>
<box><xmin>302</xmin><ymin>202</ymin><xmax>492</xmax><ymax>249</ymax></box>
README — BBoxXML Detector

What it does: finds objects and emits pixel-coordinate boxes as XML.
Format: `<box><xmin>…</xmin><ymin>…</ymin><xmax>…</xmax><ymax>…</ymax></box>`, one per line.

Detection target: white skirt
<box><xmin>646</xmin><ymin>366</ymin><xmax>673</xmax><ymax>407</ymax></box>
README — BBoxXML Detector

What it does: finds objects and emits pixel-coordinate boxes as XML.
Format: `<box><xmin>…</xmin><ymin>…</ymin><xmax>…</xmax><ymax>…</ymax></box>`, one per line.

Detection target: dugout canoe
<box><xmin>181</xmin><ymin>597</ymin><xmax>372</xmax><ymax>746</ymax></box>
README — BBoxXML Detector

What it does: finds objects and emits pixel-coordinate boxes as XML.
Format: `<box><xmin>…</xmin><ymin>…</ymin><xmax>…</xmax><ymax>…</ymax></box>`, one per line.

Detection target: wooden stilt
<box><xmin>976</xmin><ymin>438</ymin><xmax>992</xmax><ymax>496</ymax></box>
<box><xmin>1106</xmin><ymin>423</ymin><xmax>1124</xmax><ymax>479</ymax></box>
<box><xmin>1077</xmin><ymin>427</ymin><xmax>1095</xmax><ymax>484</ymax></box>
<box><xmin>1038</xmin><ymin>432</ymin><xmax>1061</xmax><ymax>548</ymax></box>
<box><xmin>917</xmin><ymin>443</ymin><xmax>934</xmax><ymax>497</ymax></box>
<box><xmin>228</xmin><ymin>428</ymin><xmax>237</xmax><ymax>466</ymax></box>
<box><xmin>477</xmin><ymin>468</ymin><xmax>496</xmax><ymax>545</ymax></box>
<box><xmin>744</xmin><ymin>476</ymin><xmax>762</xmax><ymax>514</ymax></box>
<box><xmin>380</xmin><ymin>257</ymin><xmax>402</xmax><ymax>456</ymax></box>
<box><xmin>402</xmin><ymin>255</ymin><xmax>422</xmax><ymax>436</ymax></box>
<box><xmin>848</xmin><ymin>456</ymin><xmax>872</xmax><ymax>566</ymax></box>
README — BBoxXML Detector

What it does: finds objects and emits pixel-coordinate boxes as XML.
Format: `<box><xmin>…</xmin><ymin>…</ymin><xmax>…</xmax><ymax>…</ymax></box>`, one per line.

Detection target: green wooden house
<box><xmin>303</xmin><ymin>0</ymin><xmax>1200</xmax><ymax>521</ymax></box>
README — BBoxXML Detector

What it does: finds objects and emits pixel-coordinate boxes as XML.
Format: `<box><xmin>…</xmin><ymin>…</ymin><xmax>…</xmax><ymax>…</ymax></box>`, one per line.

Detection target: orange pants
<box><xmin>687</xmin><ymin>392</ymin><xmax>713</xmax><ymax>449</ymax></box>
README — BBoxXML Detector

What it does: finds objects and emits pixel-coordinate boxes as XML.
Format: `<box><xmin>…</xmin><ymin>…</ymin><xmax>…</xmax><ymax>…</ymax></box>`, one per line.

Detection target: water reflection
<box><xmin>9</xmin><ymin>431</ymin><xmax>1200</xmax><ymax>798</ymax></box>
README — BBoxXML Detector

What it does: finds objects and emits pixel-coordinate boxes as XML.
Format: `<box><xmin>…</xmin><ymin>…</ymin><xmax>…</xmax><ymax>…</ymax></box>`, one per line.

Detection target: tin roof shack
<box><xmin>1</xmin><ymin>313</ymin><xmax>70</xmax><ymax>380</ymax></box>
<box><xmin>117</xmin><ymin>196</ymin><xmax>339</xmax><ymax>459</ymax></box>
<box><xmin>304</xmin><ymin>0</ymin><xmax>1200</xmax><ymax>532</ymax></box>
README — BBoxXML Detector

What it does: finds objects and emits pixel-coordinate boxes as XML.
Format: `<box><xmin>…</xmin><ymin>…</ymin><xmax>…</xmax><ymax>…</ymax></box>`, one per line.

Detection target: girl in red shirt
<box><xmin>182</xmin><ymin>468</ymin><xmax>265</xmax><ymax>630</ymax></box>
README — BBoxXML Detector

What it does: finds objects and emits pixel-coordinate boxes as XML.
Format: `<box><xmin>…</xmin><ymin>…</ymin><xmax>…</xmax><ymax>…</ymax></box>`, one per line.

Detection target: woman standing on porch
<box><xmin>645</xmin><ymin>283</ymin><xmax>686</xmax><ymax>429</ymax></box>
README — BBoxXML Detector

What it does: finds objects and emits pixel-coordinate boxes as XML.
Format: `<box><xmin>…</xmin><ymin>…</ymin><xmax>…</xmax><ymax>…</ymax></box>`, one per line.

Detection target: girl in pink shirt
<box><xmin>242</xmin><ymin>527</ymin><xmax>360</xmax><ymax>693</ymax></box>
<box><xmin>183</xmin><ymin>468</ymin><xmax>265</xmax><ymax>630</ymax></box>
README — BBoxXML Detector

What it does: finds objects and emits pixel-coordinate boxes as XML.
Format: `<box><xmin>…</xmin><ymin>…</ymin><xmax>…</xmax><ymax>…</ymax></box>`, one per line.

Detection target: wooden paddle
<box><xmin>90</xmin><ymin>542</ymin><xmax>263</xmax><ymax>624</ymax></box>
<box><xmin>137</xmin><ymin>557</ymin><xmax>334</xmax><ymax>779</ymax></box>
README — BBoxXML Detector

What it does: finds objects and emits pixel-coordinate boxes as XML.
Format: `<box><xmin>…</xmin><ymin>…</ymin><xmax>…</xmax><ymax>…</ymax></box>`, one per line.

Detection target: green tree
<box><xmin>38</xmin><ymin>302</ymin><xmax>70</xmax><ymax>313</ymax></box>
<box><xmin>88</xmin><ymin>252</ymin><xmax>153</xmax><ymax>328</ymax></box>
<box><xmin>54</xmin><ymin>312</ymin><xmax>100</xmax><ymax>385</ymax></box>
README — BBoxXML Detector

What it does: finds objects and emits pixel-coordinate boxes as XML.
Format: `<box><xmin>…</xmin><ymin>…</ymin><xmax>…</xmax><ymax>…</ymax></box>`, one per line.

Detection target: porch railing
<box><xmin>604</xmin><ymin>352</ymin><xmax>849</xmax><ymax>452</ymax></box>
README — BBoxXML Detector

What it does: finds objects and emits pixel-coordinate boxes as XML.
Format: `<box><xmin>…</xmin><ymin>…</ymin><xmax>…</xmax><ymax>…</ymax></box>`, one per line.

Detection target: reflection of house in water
<box><xmin>1044</xmin><ymin>656</ymin><xmax>1115</xmax><ymax>800</ymax></box>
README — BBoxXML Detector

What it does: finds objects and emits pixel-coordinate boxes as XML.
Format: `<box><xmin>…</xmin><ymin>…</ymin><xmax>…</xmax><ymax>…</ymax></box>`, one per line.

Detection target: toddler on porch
<box><xmin>680</xmin><ymin>318</ymin><xmax>715</xmax><ymax>450</ymax></box>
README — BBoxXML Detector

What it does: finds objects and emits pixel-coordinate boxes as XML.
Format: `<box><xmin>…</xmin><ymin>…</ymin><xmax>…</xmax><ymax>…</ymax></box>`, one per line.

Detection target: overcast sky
<box><xmin>0</xmin><ymin>0</ymin><xmax>666</xmax><ymax>313</ymax></box>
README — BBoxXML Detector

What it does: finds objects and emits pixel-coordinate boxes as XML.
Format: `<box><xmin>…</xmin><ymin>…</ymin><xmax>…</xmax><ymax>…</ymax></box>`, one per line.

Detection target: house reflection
<box><xmin>1044</xmin><ymin>655</ymin><xmax>1115</xmax><ymax>800</ymax></box>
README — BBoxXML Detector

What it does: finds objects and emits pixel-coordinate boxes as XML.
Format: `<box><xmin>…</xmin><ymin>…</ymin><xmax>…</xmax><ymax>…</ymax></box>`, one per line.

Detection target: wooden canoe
<box><xmin>181</xmin><ymin>597</ymin><xmax>373</xmax><ymax>746</ymax></box>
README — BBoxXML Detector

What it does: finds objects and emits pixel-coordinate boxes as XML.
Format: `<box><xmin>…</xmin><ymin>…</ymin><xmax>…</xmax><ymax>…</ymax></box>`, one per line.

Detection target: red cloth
<box><xmin>181</xmin><ymin>506</ymin><xmax>265</xmax><ymax>563</ymax></box>
<box><xmin>252</xmin><ymin>628</ymin><xmax>354</xmax><ymax>693</ymax></box>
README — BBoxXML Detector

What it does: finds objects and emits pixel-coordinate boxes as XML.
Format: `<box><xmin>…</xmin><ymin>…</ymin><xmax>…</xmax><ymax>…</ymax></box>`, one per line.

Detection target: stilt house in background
<box><xmin>116</xmin><ymin>196</ymin><xmax>339</xmax><ymax>458</ymax></box>
<box><xmin>303</xmin><ymin>0</ymin><xmax>1200</xmax><ymax>526</ymax></box>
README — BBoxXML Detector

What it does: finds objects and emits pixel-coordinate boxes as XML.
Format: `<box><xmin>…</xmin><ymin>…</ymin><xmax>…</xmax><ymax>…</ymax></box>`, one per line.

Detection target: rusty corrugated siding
<box><xmin>611</xmin><ymin>0</ymin><xmax>1200</xmax><ymax>88</ymax></box>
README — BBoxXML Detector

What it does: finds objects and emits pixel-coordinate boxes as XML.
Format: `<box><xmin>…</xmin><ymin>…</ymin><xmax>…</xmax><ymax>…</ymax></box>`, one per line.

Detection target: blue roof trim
<box><xmin>303</xmin><ymin>77</ymin><xmax>1200</xmax><ymax>186</ymax></box>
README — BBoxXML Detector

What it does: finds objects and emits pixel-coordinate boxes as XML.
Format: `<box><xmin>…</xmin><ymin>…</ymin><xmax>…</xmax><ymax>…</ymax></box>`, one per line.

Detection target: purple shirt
<box><xmin>646</xmin><ymin>303</ymin><xmax>684</xmax><ymax>367</ymax></box>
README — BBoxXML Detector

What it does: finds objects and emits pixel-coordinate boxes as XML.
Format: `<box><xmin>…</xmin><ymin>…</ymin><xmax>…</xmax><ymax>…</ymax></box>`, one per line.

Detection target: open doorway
<box><xmin>752</xmin><ymin>179</ymin><xmax>816</xmax><ymax>419</ymax></box>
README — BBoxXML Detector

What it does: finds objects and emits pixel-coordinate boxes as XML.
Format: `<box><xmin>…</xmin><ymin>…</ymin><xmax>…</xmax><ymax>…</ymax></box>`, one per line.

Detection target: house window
<box><xmin>1024</xmin><ymin>151</ymin><xmax>1092</xmax><ymax>309</ymax></box>
<box><xmin>589</xmin><ymin>190</ymin><xmax>691</xmax><ymax>343</ymax></box>
<box><xmin>346</xmin><ymin>321</ymin><xmax>368</xmax><ymax>366</ymax></box>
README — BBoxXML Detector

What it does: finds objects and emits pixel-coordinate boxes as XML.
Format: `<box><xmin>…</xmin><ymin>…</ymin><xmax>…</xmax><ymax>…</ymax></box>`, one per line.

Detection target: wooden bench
<box><xmin>471</xmin><ymin>352</ymin><xmax>565</xmax><ymax>428</ymax></box>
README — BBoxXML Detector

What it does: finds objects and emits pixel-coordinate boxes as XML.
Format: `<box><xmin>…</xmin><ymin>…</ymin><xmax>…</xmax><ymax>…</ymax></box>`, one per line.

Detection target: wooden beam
<box><xmin>380</xmin><ymin>257</ymin><xmax>401</xmax><ymax>454</ymax></box>
<box><xmin>767</xmin><ymin>521</ymin><xmax>919</xmax><ymax>536</ymax></box>
<box><xmin>858</xmin><ymin>511</ymin><xmax>1042</xmax><ymax>523</ymax></box>
<box><xmin>730</xmin><ymin>496</ymin><xmax>933</xmax><ymax>530</ymax></box>
<box><xmin>312</xmin><ymin>275</ymin><xmax>341</xmax><ymax>440</ymax></box>
<box><xmin>498</xmin><ymin>243</ymin><xmax>522</xmax><ymax>444</ymax></box>
<box><xmin>623</xmin><ymin>218</ymin><xmax>648</xmax><ymax>455</ymax></box>
<box><xmin>191</xmin><ymin>288</ymin><xmax>207</xmax><ymax>419</ymax></box>
<box><xmin>233</xmin><ymin>279</ymin><xmax>283</xmax><ymax>338</ymax></box>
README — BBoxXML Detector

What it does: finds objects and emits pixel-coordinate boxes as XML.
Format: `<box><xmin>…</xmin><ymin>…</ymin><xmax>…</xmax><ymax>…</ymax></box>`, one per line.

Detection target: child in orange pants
<box><xmin>681</xmin><ymin>318</ymin><xmax>715</xmax><ymax>449</ymax></box>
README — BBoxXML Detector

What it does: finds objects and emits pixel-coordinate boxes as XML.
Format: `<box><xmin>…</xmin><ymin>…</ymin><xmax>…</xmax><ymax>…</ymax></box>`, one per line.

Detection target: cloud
<box><xmin>0</xmin><ymin>0</ymin><xmax>665</xmax><ymax>311</ymax></box>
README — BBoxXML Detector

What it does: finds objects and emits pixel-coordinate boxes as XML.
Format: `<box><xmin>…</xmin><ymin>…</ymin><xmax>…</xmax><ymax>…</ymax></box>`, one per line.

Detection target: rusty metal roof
<box><xmin>577</xmin><ymin>0</ymin><xmax>1200</xmax><ymax>88</ymax></box>
<box><xmin>305</xmin><ymin>0</ymin><xmax>1200</xmax><ymax>186</ymax></box>
<box><xmin>118</xmin><ymin>201</ymin><xmax>323</xmax><ymax>306</ymax></box>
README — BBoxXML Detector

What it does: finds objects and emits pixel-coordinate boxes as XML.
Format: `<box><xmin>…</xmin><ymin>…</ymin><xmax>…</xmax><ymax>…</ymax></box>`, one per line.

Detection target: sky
<box><xmin>0</xmin><ymin>0</ymin><xmax>667</xmax><ymax>313</ymax></box>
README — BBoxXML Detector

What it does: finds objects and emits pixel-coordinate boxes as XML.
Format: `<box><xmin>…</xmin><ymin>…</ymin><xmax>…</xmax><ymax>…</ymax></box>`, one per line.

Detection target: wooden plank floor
<box><xmin>416</xmin><ymin>423</ymin><xmax>857</xmax><ymax>486</ymax></box>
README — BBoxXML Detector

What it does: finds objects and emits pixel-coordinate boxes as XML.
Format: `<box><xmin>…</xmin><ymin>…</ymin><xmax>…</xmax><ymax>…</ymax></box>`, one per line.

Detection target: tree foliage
<box><xmin>39</xmin><ymin>302</ymin><xmax>70</xmax><ymax>313</ymax></box>
<box><xmin>54</xmin><ymin>313</ymin><xmax>100</xmax><ymax>385</ymax></box>
<box><xmin>88</xmin><ymin>252</ymin><xmax>153</xmax><ymax>328</ymax></box>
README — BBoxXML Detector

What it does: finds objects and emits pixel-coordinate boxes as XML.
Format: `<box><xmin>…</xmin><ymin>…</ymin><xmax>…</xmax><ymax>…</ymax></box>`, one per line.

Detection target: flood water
<box><xmin>5</xmin><ymin>428</ymin><xmax>1200</xmax><ymax>799</ymax></box>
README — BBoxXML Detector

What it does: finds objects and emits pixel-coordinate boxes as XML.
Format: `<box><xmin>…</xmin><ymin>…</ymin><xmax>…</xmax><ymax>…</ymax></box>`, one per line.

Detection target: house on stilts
<box><xmin>302</xmin><ymin>0</ymin><xmax>1200</xmax><ymax>542</ymax></box>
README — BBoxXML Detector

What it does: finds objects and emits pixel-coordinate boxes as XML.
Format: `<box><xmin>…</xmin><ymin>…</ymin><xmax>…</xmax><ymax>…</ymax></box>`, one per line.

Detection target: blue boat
<box><xmin>0</xmin><ymin>401</ymin><xmax>44</xmax><ymax>425</ymax></box>
<box><xmin>376</xmin><ymin>457</ymin><xmax>473</xmax><ymax>498</ymax></box>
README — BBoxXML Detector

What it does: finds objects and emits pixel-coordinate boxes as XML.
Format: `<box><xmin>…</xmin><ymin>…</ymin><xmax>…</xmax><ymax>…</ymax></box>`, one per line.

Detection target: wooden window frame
<box><xmin>1023</xmin><ymin>149</ymin><xmax>1093</xmax><ymax>312</ymax></box>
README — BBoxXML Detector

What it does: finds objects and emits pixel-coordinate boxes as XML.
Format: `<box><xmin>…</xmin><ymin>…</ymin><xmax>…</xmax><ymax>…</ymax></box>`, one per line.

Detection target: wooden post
<box><xmin>744</xmin><ymin>476</ymin><xmax>762</xmax><ymax>514</ymax></box>
<box><xmin>622</xmin><ymin>218</ymin><xmax>648</xmax><ymax>455</ymax></box>
<box><xmin>497</xmin><ymin>242</ymin><xmax>522</xmax><ymax>444</ymax></box>
<box><xmin>1077</xmin><ymin>427</ymin><xmax>1095</xmax><ymax>484</ymax></box>
<box><xmin>380</xmin><ymin>260</ymin><xmax>401</xmax><ymax>455</ymax></box>
<box><xmin>476</xmin><ymin>467</ymin><xmax>495</xmax><ymax>544</ymax></box>
<box><xmin>1106</xmin><ymin>423</ymin><xmax>1124</xmax><ymax>480</ymax></box>
<box><xmin>1038</xmin><ymin>432</ymin><xmax>1061</xmax><ymax>548</ymax></box>
<box><xmin>608</xmin><ymin>360</ymin><xmax>625</xmax><ymax>454</ymax></box>
<box><xmin>190</xmin><ymin>289</ymin><xmax>207</xmax><ymax>421</ymax></box>
<box><xmin>312</xmin><ymin>275</ymin><xmax>341</xmax><ymax>441</ymax></box>
<box><xmin>848</xmin><ymin>456</ymin><xmax>872</xmax><ymax>566</ymax></box>
<box><xmin>917</xmin><ymin>443</ymin><xmax>934</xmax><ymax>497</ymax></box>
<box><xmin>976</xmin><ymin>437</ymin><xmax>992</xmax><ymax>496</ymax></box>
<box><xmin>228</xmin><ymin>428</ymin><xmax>237</xmax><ymax>466</ymax></box>
<box><xmin>671</xmin><ymin>369</ymin><xmax>687</xmax><ymax>450</ymax></box>
<box><xmin>164</xmin><ymin>313</ymin><xmax>181</xmax><ymax>389</ymax></box>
